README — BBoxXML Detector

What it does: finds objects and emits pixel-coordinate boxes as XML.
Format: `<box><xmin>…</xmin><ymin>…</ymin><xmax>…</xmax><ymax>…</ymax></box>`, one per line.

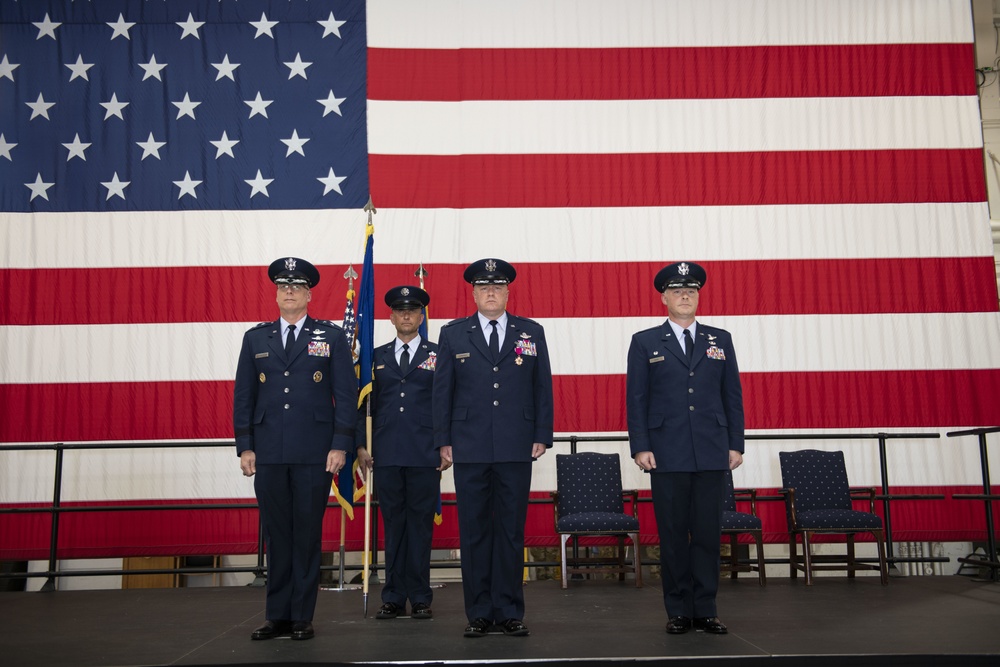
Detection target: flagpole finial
<box><xmin>414</xmin><ymin>263</ymin><xmax>428</xmax><ymax>289</ymax></box>
<box><xmin>363</xmin><ymin>196</ymin><xmax>376</xmax><ymax>215</ymax></box>
<box><xmin>344</xmin><ymin>264</ymin><xmax>358</xmax><ymax>290</ymax></box>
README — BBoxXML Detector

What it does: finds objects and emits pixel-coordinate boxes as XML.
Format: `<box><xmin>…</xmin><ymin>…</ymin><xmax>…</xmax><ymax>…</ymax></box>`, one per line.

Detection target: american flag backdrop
<box><xmin>2</xmin><ymin>0</ymin><xmax>999</xmax><ymax>559</ymax></box>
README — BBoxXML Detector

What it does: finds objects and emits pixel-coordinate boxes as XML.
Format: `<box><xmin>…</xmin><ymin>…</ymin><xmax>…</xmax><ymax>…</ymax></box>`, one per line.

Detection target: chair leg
<box><xmin>729</xmin><ymin>534</ymin><xmax>738</xmax><ymax>579</ymax></box>
<box><xmin>617</xmin><ymin>536</ymin><xmax>626</xmax><ymax>582</ymax></box>
<box><xmin>803</xmin><ymin>531</ymin><xmax>813</xmax><ymax>585</ymax></box>
<box><xmin>752</xmin><ymin>530</ymin><xmax>766</xmax><ymax>587</ymax></box>
<box><xmin>629</xmin><ymin>532</ymin><xmax>643</xmax><ymax>588</ymax></box>
<box><xmin>847</xmin><ymin>535</ymin><xmax>856</xmax><ymax>579</ymax></box>
<box><xmin>874</xmin><ymin>530</ymin><xmax>889</xmax><ymax>585</ymax></box>
<box><xmin>788</xmin><ymin>532</ymin><xmax>798</xmax><ymax>580</ymax></box>
<box><xmin>560</xmin><ymin>534</ymin><xmax>570</xmax><ymax>589</ymax></box>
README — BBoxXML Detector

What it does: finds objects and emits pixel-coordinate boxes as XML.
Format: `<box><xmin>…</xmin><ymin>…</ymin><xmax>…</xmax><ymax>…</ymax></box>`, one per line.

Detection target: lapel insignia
<box><xmin>313</xmin><ymin>371</ymin><xmax>323</xmax><ymax>382</ymax></box>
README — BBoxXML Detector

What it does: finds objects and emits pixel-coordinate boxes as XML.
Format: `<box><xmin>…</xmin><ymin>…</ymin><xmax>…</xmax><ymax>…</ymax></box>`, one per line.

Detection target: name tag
<box><xmin>455</xmin><ymin>352</ymin><xmax>471</xmax><ymax>359</ymax></box>
<box><xmin>376</xmin><ymin>364</ymin><xmax>386</xmax><ymax>370</ymax></box>
<box><xmin>255</xmin><ymin>352</ymin><xmax>269</xmax><ymax>359</ymax></box>
<box><xmin>649</xmin><ymin>356</ymin><xmax>664</xmax><ymax>364</ymax></box>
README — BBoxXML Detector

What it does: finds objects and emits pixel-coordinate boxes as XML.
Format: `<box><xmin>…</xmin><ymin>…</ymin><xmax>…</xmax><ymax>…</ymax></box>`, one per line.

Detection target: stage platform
<box><xmin>1</xmin><ymin>574</ymin><xmax>998</xmax><ymax>667</ymax></box>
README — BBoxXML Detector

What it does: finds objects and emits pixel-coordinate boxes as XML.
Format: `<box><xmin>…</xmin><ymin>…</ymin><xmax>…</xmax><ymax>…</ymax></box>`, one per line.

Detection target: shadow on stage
<box><xmin>1</xmin><ymin>575</ymin><xmax>998</xmax><ymax>667</ymax></box>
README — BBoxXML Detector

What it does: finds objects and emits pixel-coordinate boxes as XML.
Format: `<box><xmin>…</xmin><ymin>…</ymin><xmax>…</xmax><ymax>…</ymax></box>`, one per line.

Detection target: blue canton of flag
<box><xmin>0</xmin><ymin>1</ymin><xmax>368</xmax><ymax>212</ymax></box>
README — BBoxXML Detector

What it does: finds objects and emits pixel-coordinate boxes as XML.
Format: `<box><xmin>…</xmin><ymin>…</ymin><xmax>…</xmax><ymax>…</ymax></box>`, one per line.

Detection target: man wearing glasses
<box><xmin>233</xmin><ymin>257</ymin><xmax>357</xmax><ymax>641</ymax></box>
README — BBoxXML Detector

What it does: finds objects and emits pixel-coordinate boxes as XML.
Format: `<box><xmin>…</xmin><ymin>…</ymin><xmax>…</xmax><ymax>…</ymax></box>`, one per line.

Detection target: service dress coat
<box><xmin>233</xmin><ymin>316</ymin><xmax>357</xmax><ymax>622</ymax></box>
<box><xmin>432</xmin><ymin>312</ymin><xmax>554</xmax><ymax>622</ymax></box>
<box><xmin>363</xmin><ymin>338</ymin><xmax>441</xmax><ymax>608</ymax></box>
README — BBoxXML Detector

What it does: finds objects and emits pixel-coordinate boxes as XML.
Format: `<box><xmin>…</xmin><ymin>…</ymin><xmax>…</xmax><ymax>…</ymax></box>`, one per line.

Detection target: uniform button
<box><xmin>284</xmin><ymin>388</ymin><xmax>290</xmax><ymax>393</ymax></box>
<box><xmin>284</xmin><ymin>371</ymin><xmax>290</xmax><ymax>377</ymax></box>
<box><xmin>399</xmin><ymin>406</ymin><xmax>405</xmax><ymax>412</ymax></box>
<box><xmin>493</xmin><ymin>383</ymin><xmax>500</xmax><ymax>389</ymax></box>
<box><xmin>493</xmin><ymin>400</ymin><xmax>500</xmax><ymax>406</ymax></box>
<box><xmin>284</xmin><ymin>404</ymin><xmax>290</xmax><ymax>410</ymax></box>
<box><xmin>689</xmin><ymin>372</ymin><xmax>694</xmax><ymax>377</ymax></box>
<box><xmin>493</xmin><ymin>367</ymin><xmax>499</xmax><ymax>372</ymax></box>
<box><xmin>688</xmin><ymin>388</ymin><xmax>694</xmax><ymax>394</ymax></box>
<box><xmin>401</xmin><ymin>378</ymin><xmax>406</xmax><ymax>384</ymax></box>
<box><xmin>689</xmin><ymin>405</ymin><xmax>695</xmax><ymax>411</ymax></box>
<box><xmin>400</xmin><ymin>392</ymin><xmax>405</xmax><ymax>398</ymax></box>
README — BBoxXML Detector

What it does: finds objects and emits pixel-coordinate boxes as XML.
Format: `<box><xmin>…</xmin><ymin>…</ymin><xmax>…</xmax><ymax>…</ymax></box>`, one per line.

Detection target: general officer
<box><xmin>626</xmin><ymin>261</ymin><xmax>745</xmax><ymax>636</ymax></box>
<box><xmin>234</xmin><ymin>257</ymin><xmax>357</xmax><ymax>641</ymax></box>
<box><xmin>433</xmin><ymin>258</ymin><xmax>554</xmax><ymax>638</ymax></box>
<box><xmin>357</xmin><ymin>286</ymin><xmax>448</xmax><ymax>622</ymax></box>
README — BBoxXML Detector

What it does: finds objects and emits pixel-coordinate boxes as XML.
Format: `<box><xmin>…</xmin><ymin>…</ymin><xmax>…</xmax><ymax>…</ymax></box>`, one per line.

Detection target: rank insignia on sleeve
<box><xmin>259</xmin><ymin>373</ymin><xmax>266</xmax><ymax>383</ymax></box>
<box><xmin>308</xmin><ymin>341</ymin><xmax>330</xmax><ymax>357</ymax></box>
<box><xmin>313</xmin><ymin>371</ymin><xmax>323</xmax><ymax>382</ymax></box>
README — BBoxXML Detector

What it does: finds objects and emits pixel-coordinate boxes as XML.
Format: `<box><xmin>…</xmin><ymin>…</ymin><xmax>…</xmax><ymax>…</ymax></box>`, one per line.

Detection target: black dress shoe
<box><xmin>463</xmin><ymin>617</ymin><xmax>491</xmax><ymax>638</ymax></box>
<box><xmin>376</xmin><ymin>602</ymin><xmax>403</xmax><ymax>620</ymax></box>
<box><xmin>499</xmin><ymin>618</ymin><xmax>530</xmax><ymax>636</ymax></box>
<box><xmin>251</xmin><ymin>620</ymin><xmax>291</xmax><ymax>640</ymax></box>
<box><xmin>411</xmin><ymin>602</ymin><xmax>433</xmax><ymax>619</ymax></box>
<box><xmin>693</xmin><ymin>617</ymin><xmax>728</xmax><ymax>634</ymax></box>
<box><xmin>291</xmin><ymin>621</ymin><xmax>315</xmax><ymax>640</ymax></box>
<box><xmin>666</xmin><ymin>616</ymin><xmax>692</xmax><ymax>634</ymax></box>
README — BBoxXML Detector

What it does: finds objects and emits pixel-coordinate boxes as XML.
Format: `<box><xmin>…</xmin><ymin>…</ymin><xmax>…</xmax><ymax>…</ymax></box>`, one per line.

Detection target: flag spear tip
<box><xmin>363</xmin><ymin>196</ymin><xmax>376</xmax><ymax>214</ymax></box>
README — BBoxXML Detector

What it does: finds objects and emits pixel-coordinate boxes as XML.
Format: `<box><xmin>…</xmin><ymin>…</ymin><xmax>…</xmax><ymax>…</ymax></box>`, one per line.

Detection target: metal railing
<box><xmin>0</xmin><ymin>430</ymin><xmax>978</xmax><ymax>589</ymax></box>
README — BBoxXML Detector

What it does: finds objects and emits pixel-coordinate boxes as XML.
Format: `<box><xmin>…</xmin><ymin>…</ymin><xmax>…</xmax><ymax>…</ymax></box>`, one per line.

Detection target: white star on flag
<box><xmin>211</xmin><ymin>131</ymin><xmax>240</xmax><ymax>159</ymax></box>
<box><xmin>250</xmin><ymin>13</ymin><xmax>279</xmax><ymax>39</ymax></box>
<box><xmin>172</xmin><ymin>93</ymin><xmax>201</xmax><ymax>120</ymax></box>
<box><xmin>318</xmin><ymin>12</ymin><xmax>346</xmax><ymax>39</ymax></box>
<box><xmin>0</xmin><ymin>134</ymin><xmax>16</xmax><ymax>161</ymax></box>
<box><xmin>106</xmin><ymin>14</ymin><xmax>135</xmax><ymax>41</ymax></box>
<box><xmin>284</xmin><ymin>53</ymin><xmax>312</xmax><ymax>80</ymax></box>
<box><xmin>177</xmin><ymin>13</ymin><xmax>205</xmax><ymax>40</ymax></box>
<box><xmin>244</xmin><ymin>92</ymin><xmax>272</xmax><ymax>119</ymax></box>
<box><xmin>317</xmin><ymin>168</ymin><xmax>346</xmax><ymax>196</ymax></box>
<box><xmin>139</xmin><ymin>55</ymin><xmax>167</xmax><ymax>81</ymax></box>
<box><xmin>137</xmin><ymin>133</ymin><xmax>167</xmax><ymax>161</ymax></box>
<box><xmin>62</xmin><ymin>134</ymin><xmax>91</xmax><ymax>161</ymax></box>
<box><xmin>245</xmin><ymin>170</ymin><xmax>273</xmax><ymax>198</ymax></box>
<box><xmin>65</xmin><ymin>55</ymin><xmax>95</xmax><ymax>82</ymax></box>
<box><xmin>25</xmin><ymin>174</ymin><xmax>54</xmax><ymax>201</ymax></box>
<box><xmin>101</xmin><ymin>173</ymin><xmax>130</xmax><ymax>201</ymax></box>
<box><xmin>27</xmin><ymin>93</ymin><xmax>55</xmax><ymax>120</ymax></box>
<box><xmin>317</xmin><ymin>90</ymin><xmax>346</xmax><ymax>117</ymax></box>
<box><xmin>100</xmin><ymin>93</ymin><xmax>129</xmax><ymax>121</ymax></box>
<box><xmin>33</xmin><ymin>14</ymin><xmax>61</xmax><ymax>41</ymax></box>
<box><xmin>212</xmin><ymin>55</ymin><xmax>240</xmax><ymax>82</ymax></box>
<box><xmin>0</xmin><ymin>55</ymin><xmax>20</xmax><ymax>81</ymax></box>
<box><xmin>173</xmin><ymin>172</ymin><xmax>202</xmax><ymax>200</ymax></box>
<box><xmin>281</xmin><ymin>130</ymin><xmax>310</xmax><ymax>157</ymax></box>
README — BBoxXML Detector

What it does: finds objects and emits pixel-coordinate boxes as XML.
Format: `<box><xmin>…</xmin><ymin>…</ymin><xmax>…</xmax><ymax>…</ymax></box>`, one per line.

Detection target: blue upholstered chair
<box><xmin>721</xmin><ymin>469</ymin><xmax>766</xmax><ymax>586</ymax></box>
<box><xmin>779</xmin><ymin>449</ymin><xmax>889</xmax><ymax>585</ymax></box>
<box><xmin>551</xmin><ymin>452</ymin><xmax>642</xmax><ymax>589</ymax></box>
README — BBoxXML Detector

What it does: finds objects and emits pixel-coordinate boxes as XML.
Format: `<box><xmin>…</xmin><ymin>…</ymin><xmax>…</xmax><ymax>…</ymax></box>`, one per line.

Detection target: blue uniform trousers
<box><xmin>376</xmin><ymin>465</ymin><xmax>439</xmax><ymax>608</ymax></box>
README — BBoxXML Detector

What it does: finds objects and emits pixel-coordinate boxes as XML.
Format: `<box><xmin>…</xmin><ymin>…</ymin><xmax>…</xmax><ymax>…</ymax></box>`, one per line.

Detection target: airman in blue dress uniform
<box><xmin>360</xmin><ymin>285</ymin><xmax>447</xmax><ymax>622</ymax></box>
<box><xmin>626</xmin><ymin>261</ymin><xmax>745</xmax><ymax>636</ymax></box>
<box><xmin>234</xmin><ymin>257</ymin><xmax>357</xmax><ymax>641</ymax></box>
<box><xmin>433</xmin><ymin>258</ymin><xmax>554</xmax><ymax>638</ymax></box>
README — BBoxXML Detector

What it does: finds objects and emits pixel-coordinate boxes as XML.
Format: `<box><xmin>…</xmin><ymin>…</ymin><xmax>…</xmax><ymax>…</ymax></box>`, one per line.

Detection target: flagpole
<box><xmin>321</xmin><ymin>265</ymin><xmax>362</xmax><ymax>593</ymax></box>
<box><xmin>361</xmin><ymin>196</ymin><xmax>377</xmax><ymax>617</ymax></box>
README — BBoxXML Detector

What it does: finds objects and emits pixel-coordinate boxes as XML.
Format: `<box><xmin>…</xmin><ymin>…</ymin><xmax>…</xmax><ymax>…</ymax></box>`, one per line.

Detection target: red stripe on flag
<box><xmin>371</xmin><ymin>150</ymin><xmax>986</xmax><ymax>209</ymax></box>
<box><xmin>3</xmin><ymin>370</ymin><xmax>1000</xmax><ymax>443</ymax></box>
<box><xmin>368</xmin><ymin>44</ymin><xmax>975</xmax><ymax>101</ymax></box>
<box><xmin>555</xmin><ymin>370</ymin><xmax>1000</xmax><ymax>432</ymax></box>
<box><xmin>3</xmin><ymin>257</ymin><xmax>995</xmax><ymax>325</ymax></box>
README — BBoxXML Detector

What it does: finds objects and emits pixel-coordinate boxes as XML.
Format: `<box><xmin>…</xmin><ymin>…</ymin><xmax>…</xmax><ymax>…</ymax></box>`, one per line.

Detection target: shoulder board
<box><xmin>636</xmin><ymin>325</ymin><xmax>662</xmax><ymax>336</ymax></box>
<box><xmin>441</xmin><ymin>318</ymin><xmax>466</xmax><ymax>329</ymax></box>
<box><xmin>509</xmin><ymin>314</ymin><xmax>540</xmax><ymax>326</ymax></box>
<box><xmin>248</xmin><ymin>321</ymin><xmax>273</xmax><ymax>332</ymax></box>
<box><xmin>314</xmin><ymin>319</ymin><xmax>343</xmax><ymax>330</ymax></box>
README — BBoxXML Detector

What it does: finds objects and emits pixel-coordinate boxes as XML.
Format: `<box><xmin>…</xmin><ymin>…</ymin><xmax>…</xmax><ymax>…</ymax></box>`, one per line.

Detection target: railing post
<box><xmin>876</xmin><ymin>433</ymin><xmax>895</xmax><ymax>569</ymax></box>
<box><xmin>250</xmin><ymin>512</ymin><xmax>266</xmax><ymax>587</ymax></box>
<box><xmin>40</xmin><ymin>444</ymin><xmax>64</xmax><ymax>592</ymax></box>
<box><xmin>975</xmin><ymin>431</ymin><xmax>998</xmax><ymax>582</ymax></box>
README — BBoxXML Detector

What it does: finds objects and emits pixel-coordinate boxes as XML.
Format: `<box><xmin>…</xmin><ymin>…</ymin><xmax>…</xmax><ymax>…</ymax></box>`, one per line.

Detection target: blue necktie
<box><xmin>399</xmin><ymin>342</ymin><xmax>410</xmax><ymax>375</ymax></box>
<box><xmin>489</xmin><ymin>320</ymin><xmax>500</xmax><ymax>362</ymax></box>
<box><xmin>285</xmin><ymin>324</ymin><xmax>296</xmax><ymax>356</ymax></box>
<box><xmin>684</xmin><ymin>328</ymin><xmax>694</xmax><ymax>363</ymax></box>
